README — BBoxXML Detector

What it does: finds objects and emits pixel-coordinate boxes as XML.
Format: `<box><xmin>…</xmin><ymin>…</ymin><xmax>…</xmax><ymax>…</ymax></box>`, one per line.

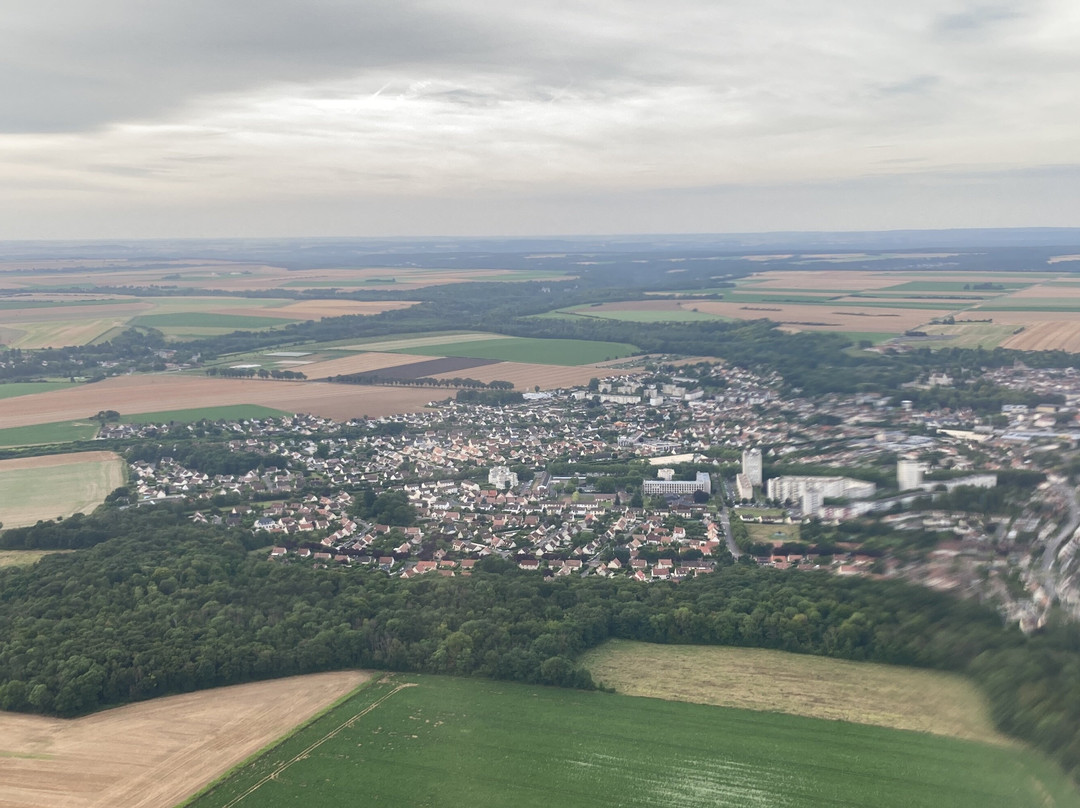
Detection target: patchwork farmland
<box><xmin>185</xmin><ymin>674</ymin><xmax>1078</xmax><ymax>808</ymax></box>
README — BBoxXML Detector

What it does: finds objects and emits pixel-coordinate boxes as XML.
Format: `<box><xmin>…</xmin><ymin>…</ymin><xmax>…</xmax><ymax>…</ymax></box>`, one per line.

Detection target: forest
<box><xmin>1</xmin><ymin>510</ymin><xmax>1080</xmax><ymax>779</ymax></box>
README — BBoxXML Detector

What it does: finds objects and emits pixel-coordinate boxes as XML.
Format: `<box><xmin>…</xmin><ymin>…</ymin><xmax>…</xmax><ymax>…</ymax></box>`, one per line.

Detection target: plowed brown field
<box><xmin>0</xmin><ymin>376</ymin><xmax>440</xmax><ymax>426</ymax></box>
<box><xmin>0</xmin><ymin>671</ymin><xmax>371</xmax><ymax>808</ymax></box>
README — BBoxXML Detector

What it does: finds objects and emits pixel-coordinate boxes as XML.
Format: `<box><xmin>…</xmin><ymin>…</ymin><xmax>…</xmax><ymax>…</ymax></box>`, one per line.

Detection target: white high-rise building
<box><xmin>897</xmin><ymin>459</ymin><xmax>924</xmax><ymax>491</ymax></box>
<box><xmin>742</xmin><ymin>448</ymin><xmax>763</xmax><ymax>487</ymax></box>
<box><xmin>488</xmin><ymin>466</ymin><xmax>519</xmax><ymax>490</ymax></box>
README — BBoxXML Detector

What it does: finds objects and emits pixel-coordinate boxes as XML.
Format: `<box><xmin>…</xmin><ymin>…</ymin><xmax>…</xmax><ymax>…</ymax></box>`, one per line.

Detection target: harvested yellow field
<box><xmin>337</xmin><ymin>332</ymin><xmax>495</xmax><ymax>351</ymax></box>
<box><xmin>431</xmin><ymin>361</ymin><xmax>604</xmax><ymax>390</ymax></box>
<box><xmin>0</xmin><ymin>671</ymin><xmax>372</xmax><ymax>808</ymax></box>
<box><xmin>0</xmin><ymin>376</ymin><xmax>440</xmax><ymax>427</ymax></box>
<box><xmin>1002</xmin><ymin>321</ymin><xmax>1080</xmax><ymax>352</ymax></box>
<box><xmin>1</xmin><ymin>318</ymin><xmax>131</xmax><ymax>349</ymax></box>
<box><xmin>581</xmin><ymin>640</ymin><xmax>1009</xmax><ymax>745</ymax></box>
<box><xmin>298</xmin><ymin>351</ymin><xmax>435</xmax><ymax>379</ymax></box>
<box><xmin>1006</xmin><ymin>283</ymin><xmax>1080</xmax><ymax>299</ymax></box>
<box><xmin>0</xmin><ymin>451</ymin><xmax>126</xmax><ymax>528</ymax></box>
<box><xmin>683</xmin><ymin>300</ymin><xmax>936</xmax><ymax>332</ymax></box>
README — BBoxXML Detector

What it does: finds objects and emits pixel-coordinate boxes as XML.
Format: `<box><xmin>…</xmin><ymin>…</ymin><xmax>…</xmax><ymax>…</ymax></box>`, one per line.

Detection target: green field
<box><xmin>746</xmin><ymin>522</ymin><xmax>800</xmax><ymax>543</ymax></box>
<box><xmin>554</xmin><ymin>304</ymin><xmax>725</xmax><ymax>323</ymax></box>
<box><xmin>122</xmin><ymin>405</ymin><xmax>289</xmax><ymax>424</ymax></box>
<box><xmin>387</xmin><ymin>336</ymin><xmax>639</xmax><ymax>365</ymax></box>
<box><xmin>130</xmin><ymin>313</ymin><xmax>298</xmax><ymax>329</ymax></box>
<box><xmin>0</xmin><ymin>382</ymin><xmax>75</xmax><ymax>400</ymax></box>
<box><xmin>880</xmin><ymin>281</ymin><xmax>1031</xmax><ymax>293</ymax></box>
<box><xmin>0</xmin><ymin>454</ymin><xmax>125</xmax><ymax>528</ymax></box>
<box><xmin>185</xmin><ymin>674</ymin><xmax>1078</xmax><ymax>808</ymax></box>
<box><xmin>0</xmin><ymin>420</ymin><xmax>99</xmax><ymax>448</ymax></box>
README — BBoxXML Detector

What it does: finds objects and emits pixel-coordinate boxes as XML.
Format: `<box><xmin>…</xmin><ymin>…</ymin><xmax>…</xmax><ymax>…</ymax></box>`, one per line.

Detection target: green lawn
<box><xmin>121</xmin><ymin>405</ymin><xmax>289</xmax><ymax>424</ymax></box>
<box><xmin>184</xmin><ymin>674</ymin><xmax>1079</xmax><ymax>808</ymax></box>
<box><xmin>387</xmin><ymin>337</ymin><xmax>639</xmax><ymax>365</ymax></box>
<box><xmin>0</xmin><ymin>382</ymin><xmax>76</xmax><ymax>400</ymax></box>
<box><xmin>0</xmin><ymin>420</ymin><xmax>99</xmax><ymax>448</ymax></box>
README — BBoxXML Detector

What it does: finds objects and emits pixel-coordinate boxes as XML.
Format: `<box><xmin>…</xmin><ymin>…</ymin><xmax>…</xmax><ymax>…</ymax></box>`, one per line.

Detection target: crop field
<box><xmin>287</xmin><ymin>350</ymin><xmax>431</xmax><ymax>378</ymax></box>
<box><xmin>0</xmin><ymin>375</ymin><xmax>442</xmax><ymax>427</ymax></box>
<box><xmin>335</xmin><ymin>331</ymin><xmax>504</xmax><ymax>351</ymax></box>
<box><xmin>685</xmin><ymin>300</ymin><xmax>947</xmax><ymax>333</ymax></box>
<box><xmin>897</xmin><ymin>322</ymin><xmax>1019</xmax><ymax>349</ymax></box>
<box><xmin>0</xmin><ymin>381</ymin><xmax>75</xmax><ymax>400</ymax></box>
<box><xmin>1002</xmin><ymin>321</ymin><xmax>1080</xmax><ymax>352</ymax></box>
<box><xmin>0</xmin><ymin>671</ymin><xmax>371</xmax><ymax>808</ymax></box>
<box><xmin>122</xmin><ymin>404</ymin><xmax>289</xmax><ymax>424</ymax></box>
<box><xmin>548</xmin><ymin>300</ymin><xmax>726</xmax><ymax>322</ymax></box>
<box><xmin>0</xmin><ymin>420</ymin><xmax>100</xmax><ymax>448</ymax></box>
<box><xmin>0</xmin><ymin>451</ymin><xmax>125</xmax><ymax>528</ymax></box>
<box><xmin>387</xmin><ymin>336</ymin><xmax>640</xmax><ymax>365</ymax></box>
<box><xmin>185</xmin><ymin>674</ymin><xmax>1078</xmax><ymax>808</ymax></box>
<box><xmin>0</xmin><ymin>294</ymin><xmax>416</xmax><ymax>347</ymax></box>
<box><xmin>580</xmin><ymin>640</ymin><xmax>1004</xmax><ymax>743</ymax></box>
<box><xmin>0</xmin><ymin>549</ymin><xmax>72</xmax><ymax>567</ymax></box>
<box><xmin>363</xmin><ymin>356</ymin><xmax>500</xmax><ymax>379</ymax></box>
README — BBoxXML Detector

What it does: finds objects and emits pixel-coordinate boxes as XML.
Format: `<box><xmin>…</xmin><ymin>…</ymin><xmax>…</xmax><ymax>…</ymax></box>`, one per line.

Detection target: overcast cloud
<box><xmin>3</xmin><ymin>0</ymin><xmax>1079</xmax><ymax>238</ymax></box>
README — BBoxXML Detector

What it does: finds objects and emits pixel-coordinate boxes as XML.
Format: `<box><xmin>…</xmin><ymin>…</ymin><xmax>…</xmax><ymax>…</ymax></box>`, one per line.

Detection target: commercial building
<box><xmin>488</xmin><ymin>466</ymin><xmax>519</xmax><ymax>490</ymax></box>
<box><xmin>643</xmin><ymin>470</ymin><xmax>712</xmax><ymax>497</ymax></box>
<box><xmin>897</xmin><ymin>459</ymin><xmax>924</xmax><ymax>491</ymax></box>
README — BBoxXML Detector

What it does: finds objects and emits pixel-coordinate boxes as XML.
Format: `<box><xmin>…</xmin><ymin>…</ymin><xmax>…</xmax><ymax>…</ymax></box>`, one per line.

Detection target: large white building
<box><xmin>643</xmin><ymin>471</ymin><xmax>712</xmax><ymax>497</ymax></box>
<box><xmin>766</xmin><ymin>475</ymin><xmax>876</xmax><ymax>504</ymax></box>
<box><xmin>742</xmin><ymin>448</ymin><xmax>763</xmax><ymax>487</ymax></box>
<box><xmin>897</xmin><ymin>459</ymin><xmax>925</xmax><ymax>491</ymax></box>
<box><xmin>488</xmin><ymin>466</ymin><xmax>519</xmax><ymax>490</ymax></box>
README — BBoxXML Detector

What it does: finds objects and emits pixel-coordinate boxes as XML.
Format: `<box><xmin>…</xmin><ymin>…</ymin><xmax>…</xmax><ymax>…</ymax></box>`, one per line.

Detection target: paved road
<box><xmin>716</xmin><ymin>475</ymin><xmax>741</xmax><ymax>559</ymax></box>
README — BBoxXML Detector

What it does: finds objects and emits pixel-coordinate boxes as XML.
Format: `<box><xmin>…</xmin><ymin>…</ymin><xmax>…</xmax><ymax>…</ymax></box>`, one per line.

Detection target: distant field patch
<box><xmin>130</xmin><ymin>312</ymin><xmax>298</xmax><ymax>329</ymax></box>
<box><xmin>186</xmin><ymin>674</ymin><xmax>1077</xmax><ymax>808</ymax></box>
<box><xmin>121</xmin><ymin>404</ymin><xmax>289</xmax><ymax>424</ymax></box>
<box><xmin>0</xmin><ymin>671</ymin><xmax>371</xmax><ymax>808</ymax></box>
<box><xmin>0</xmin><ymin>382</ymin><xmax>75</xmax><ymax>400</ymax></box>
<box><xmin>553</xmin><ymin>301</ymin><xmax>725</xmax><ymax>323</ymax></box>
<box><xmin>0</xmin><ymin>451</ymin><xmax>124</xmax><ymax>528</ymax></box>
<box><xmin>430</xmin><ymin>361</ymin><xmax>606</xmax><ymax>390</ymax></box>
<box><xmin>1002</xmin><ymin>321</ymin><xmax>1080</xmax><ymax>352</ymax></box>
<box><xmin>881</xmin><ymin>281</ymin><xmax>1031</xmax><ymax>293</ymax></box>
<box><xmin>337</xmin><ymin>332</ymin><xmax>497</xmax><ymax>351</ymax></box>
<box><xmin>581</xmin><ymin>640</ymin><xmax>1005</xmax><ymax>743</ymax></box>
<box><xmin>357</xmin><ymin>356</ymin><xmax>500</xmax><ymax>379</ymax></box>
<box><xmin>0</xmin><ymin>420</ymin><xmax>99</xmax><ymax>448</ymax></box>
<box><xmin>907</xmin><ymin>323</ymin><xmax>1018</xmax><ymax>349</ymax></box>
<box><xmin>293</xmin><ymin>351</ymin><xmax>433</xmax><ymax>379</ymax></box>
<box><xmin>388</xmin><ymin>336</ymin><xmax>638</xmax><ymax>365</ymax></box>
<box><xmin>688</xmin><ymin>300</ymin><xmax>935</xmax><ymax>333</ymax></box>
<box><xmin>0</xmin><ymin>549</ymin><xmax>72</xmax><ymax>567</ymax></box>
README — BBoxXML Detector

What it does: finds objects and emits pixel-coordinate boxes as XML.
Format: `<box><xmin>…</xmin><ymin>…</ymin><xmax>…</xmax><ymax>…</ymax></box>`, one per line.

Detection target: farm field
<box><xmin>122</xmin><ymin>404</ymin><xmax>289</xmax><ymax>424</ymax></box>
<box><xmin>685</xmin><ymin>300</ymin><xmax>947</xmax><ymax>333</ymax></box>
<box><xmin>547</xmin><ymin>300</ymin><xmax>726</xmax><ymax>322</ymax></box>
<box><xmin>0</xmin><ymin>671</ymin><xmax>371</xmax><ymax>808</ymax></box>
<box><xmin>1002</xmin><ymin>321</ymin><xmax>1080</xmax><ymax>352</ymax></box>
<box><xmin>0</xmin><ymin>261</ymin><xmax>571</xmax><ymax>292</ymax></box>
<box><xmin>0</xmin><ymin>451</ymin><xmax>125</xmax><ymax>528</ymax></box>
<box><xmin>0</xmin><ymin>549</ymin><xmax>72</xmax><ymax>567</ymax></box>
<box><xmin>0</xmin><ymin>294</ymin><xmax>417</xmax><ymax>347</ymax></box>
<box><xmin>185</xmin><ymin>674</ymin><xmax>1078</xmax><ymax>808</ymax></box>
<box><xmin>429</xmin><ymin>361</ymin><xmax>608</xmax><ymax>390</ymax></box>
<box><xmin>0</xmin><ymin>375</ymin><xmax>444</xmax><ymax>427</ymax></box>
<box><xmin>0</xmin><ymin>381</ymin><xmax>75</xmax><ymax>400</ymax></box>
<box><xmin>0</xmin><ymin>420</ymin><xmax>100</xmax><ymax>448</ymax></box>
<box><xmin>386</xmin><ymin>336</ymin><xmax>640</xmax><ymax>365</ymax></box>
<box><xmin>580</xmin><ymin>640</ymin><xmax>1004</xmax><ymax>743</ymax></box>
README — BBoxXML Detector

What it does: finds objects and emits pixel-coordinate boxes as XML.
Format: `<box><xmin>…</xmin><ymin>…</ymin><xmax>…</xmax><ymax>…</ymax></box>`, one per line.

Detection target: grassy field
<box><xmin>387</xmin><ymin>336</ymin><xmax>639</xmax><ymax>365</ymax></box>
<box><xmin>0</xmin><ymin>549</ymin><xmax>72</xmax><ymax>567</ymax></box>
<box><xmin>746</xmin><ymin>522</ymin><xmax>800</xmax><ymax>543</ymax></box>
<box><xmin>122</xmin><ymin>404</ymin><xmax>289</xmax><ymax>424</ymax></box>
<box><xmin>734</xmin><ymin>507</ymin><xmax>786</xmax><ymax>518</ymax></box>
<box><xmin>0</xmin><ymin>451</ymin><xmax>125</xmax><ymax>528</ymax></box>
<box><xmin>130</xmin><ymin>312</ymin><xmax>299</xmax><ymax>329</ymax></box>
<box><xmin>580</xmin><ymin>640</ymin><xmax>1003</xmax><ymax>742</ymax></box>
<box><xmin>0</xmin><ymin>419</ymin><xmax>99</xmax><ymax>448</ymax></box>
<box><xmin>550</xmin><ymin>305</ymin><xmax>724</xmax><ymax>323</ymax></box>
<box><xmin>0</xmin><ymin>381</ymin><xmax>75</xmax><ymax>400</ymax></box>
<box><xmin>184</xmin><ymin>674</ymin><xmax>1079</xmax><ymax>808</ymax></box>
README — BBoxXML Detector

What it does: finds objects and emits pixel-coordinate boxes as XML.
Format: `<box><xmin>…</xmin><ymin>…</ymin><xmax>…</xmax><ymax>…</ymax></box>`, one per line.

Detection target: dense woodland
<box><xmin>0</xmin><ymin>509</ymin><xmax>1078</xmax><ymax>778</ymax></box>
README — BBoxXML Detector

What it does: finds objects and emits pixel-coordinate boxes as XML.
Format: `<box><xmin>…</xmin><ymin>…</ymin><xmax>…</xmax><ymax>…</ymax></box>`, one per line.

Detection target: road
<box><xmin>716</xmin><ymin>475</ymin><xmax>741</xmax><ymax>559</ymax></box>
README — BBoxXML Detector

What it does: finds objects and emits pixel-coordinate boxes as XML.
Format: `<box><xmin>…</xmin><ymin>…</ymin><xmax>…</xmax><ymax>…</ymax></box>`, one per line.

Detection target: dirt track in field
<box><xmin>0</xmin><ymin>375</ymin><xmax>441</xmax><ymax>426</ymax></box>
<box><xmin>0</xmin><ymin>671</ymin><xmax>371</xmax><ymax>808</ymax></box>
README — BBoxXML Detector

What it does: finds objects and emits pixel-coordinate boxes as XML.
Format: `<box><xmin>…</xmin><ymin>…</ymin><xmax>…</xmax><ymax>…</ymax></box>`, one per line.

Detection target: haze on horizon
<box><xmin>4</xmin><ymin>1</ymin><xmax>1080</xmax><ymax>241</ymax></box>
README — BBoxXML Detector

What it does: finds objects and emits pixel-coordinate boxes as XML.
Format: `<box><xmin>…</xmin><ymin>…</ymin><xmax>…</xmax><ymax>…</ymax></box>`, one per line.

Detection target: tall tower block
<box><xmin>742</xmin><ymin>448</ymin><xmax>763</xmax><ymax>487</ymax></box>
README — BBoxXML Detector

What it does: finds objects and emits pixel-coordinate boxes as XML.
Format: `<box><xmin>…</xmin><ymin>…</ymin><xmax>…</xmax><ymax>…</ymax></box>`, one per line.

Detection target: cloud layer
<box><xmin>4</xmin><ymin>0</ymin><xmax>1079</xmax><ymax>238</ymax></box>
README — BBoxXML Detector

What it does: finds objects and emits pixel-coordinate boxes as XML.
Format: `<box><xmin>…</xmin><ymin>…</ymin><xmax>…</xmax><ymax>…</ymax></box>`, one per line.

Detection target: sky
<box><xmin>4</xmin><ymin>0</ymin><xmax>1080</xmax><ymax>239</ymax></box>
